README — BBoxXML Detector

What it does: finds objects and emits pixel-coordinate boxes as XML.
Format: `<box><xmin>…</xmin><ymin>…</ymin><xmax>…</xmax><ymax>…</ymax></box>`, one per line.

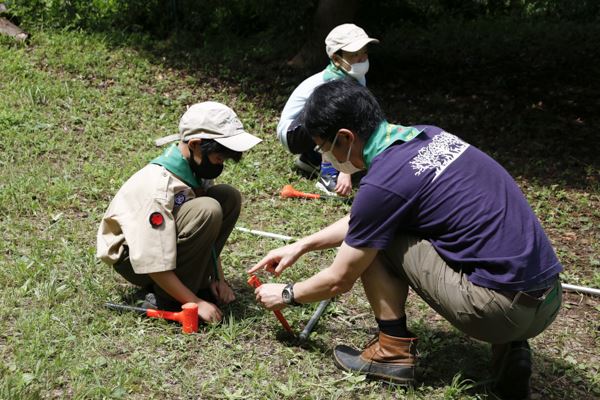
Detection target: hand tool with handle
<box><xmin>247</xmin><ymin>275</ymin><xmax>294</xmax><ymax>334</ymax></box>
<box><xmin>105</xmin><ymin>302</ymin><xmax>199</xmax><ymax>334</ymax></box>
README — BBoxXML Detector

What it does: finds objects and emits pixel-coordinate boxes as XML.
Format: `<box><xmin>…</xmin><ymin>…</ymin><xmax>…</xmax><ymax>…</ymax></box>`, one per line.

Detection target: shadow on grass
<box><xmin>93</xmin><ymin>17</ymin><xmax>599</xmax><ymax>190</ymax></box>
<box><xmin>300</xmin><ymin>325</ymin><xmax>597</xmax><ymax>398</ymax></box>
<box><xmin>109</xmin><ymin>282</ymin><xmax>597</xmax><ymax>397</ymax></box>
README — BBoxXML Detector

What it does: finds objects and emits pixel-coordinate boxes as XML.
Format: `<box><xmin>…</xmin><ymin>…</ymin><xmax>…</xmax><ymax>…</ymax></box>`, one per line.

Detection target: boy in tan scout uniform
<box><xmin>97</xmin><ymin>102</ymin><xmax>261</xmax><ymax>323</ymax></box>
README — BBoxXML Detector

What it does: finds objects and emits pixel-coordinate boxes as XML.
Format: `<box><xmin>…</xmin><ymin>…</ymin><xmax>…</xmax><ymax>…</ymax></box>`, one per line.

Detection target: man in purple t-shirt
<box><xmin>249</xmin><ymin>80</ymin><xmax>562</xmax><ymax>399</ymax></box>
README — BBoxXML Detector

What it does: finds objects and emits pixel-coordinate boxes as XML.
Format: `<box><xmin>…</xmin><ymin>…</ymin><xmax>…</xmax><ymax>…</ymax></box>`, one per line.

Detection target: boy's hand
<box><xmin>335</xmin><ymin>172</ymin><xmax>352</xmax><ymax>196</ymax></box>
<box><xmin>210</xmin><ymin>280</ymin><xmax>235</xmax><ymax>305</ymax></box>
<box><xmin>197</xmin><ymin>300</ymin><xmax>222</xmax><ymax>323</ymax></box>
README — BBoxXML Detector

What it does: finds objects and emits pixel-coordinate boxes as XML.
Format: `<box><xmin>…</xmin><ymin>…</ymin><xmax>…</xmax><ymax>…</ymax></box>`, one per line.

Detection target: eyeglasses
<box><xmin>315</xmin><ymin>133</ymin><xmax>340</xmax><ymax>154</ymax></box>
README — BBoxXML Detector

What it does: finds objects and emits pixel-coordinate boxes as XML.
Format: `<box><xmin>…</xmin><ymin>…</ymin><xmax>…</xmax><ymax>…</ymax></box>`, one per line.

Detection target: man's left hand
<box><xmin>254</xmin><ymin>283</ymin><xmax>287</xmax><ymax>311</ymax></box>
<box><xmin>210</xmin><ymin>279</ymin><xmax>236</xmax><ymax>305</ymax></box>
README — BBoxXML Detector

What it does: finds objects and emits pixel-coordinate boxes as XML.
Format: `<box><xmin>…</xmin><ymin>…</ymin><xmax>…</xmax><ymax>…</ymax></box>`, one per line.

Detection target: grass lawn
<box><xmin>1</xmin><ymin>20</ymin><xmax>598</xmax><ymax>399</ymax></box>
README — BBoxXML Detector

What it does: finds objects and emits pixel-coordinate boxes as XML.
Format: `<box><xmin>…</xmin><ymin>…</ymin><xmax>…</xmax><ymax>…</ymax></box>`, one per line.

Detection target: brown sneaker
<box><xmin>333</xmin><ymin>331</ymin><xmax>417</xmax><ymax>384</ymax></box>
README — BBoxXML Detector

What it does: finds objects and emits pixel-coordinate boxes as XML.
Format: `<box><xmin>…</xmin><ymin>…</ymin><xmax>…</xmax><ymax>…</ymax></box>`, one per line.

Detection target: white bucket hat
<box><xmin>155</xmin><ymin>102</ymin><xmax>261</xmax><ymax>152</ymax></box>
<box><xmin>325</xmin><ymin>23</ymin><xmax>379</xmax><ymax>58</ymax></box>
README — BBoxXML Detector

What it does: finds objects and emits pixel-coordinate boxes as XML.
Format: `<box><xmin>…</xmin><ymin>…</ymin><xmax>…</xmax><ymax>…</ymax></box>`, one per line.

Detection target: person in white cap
<box><xmin>97</xmin><ymin>102</ymin><xmax>261</xmax><ymax>323</ymax></box>
<box><xmin>277</xmin><ymin>23</ymin><xmax>379</xmax><ymax>196</ymax></box>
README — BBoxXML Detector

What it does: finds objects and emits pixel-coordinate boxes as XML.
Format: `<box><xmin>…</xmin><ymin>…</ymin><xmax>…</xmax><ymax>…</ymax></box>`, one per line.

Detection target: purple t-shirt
<box><xmin>346</xmin><ymin>125</ymin><xmax>562</xmax><ymax>291</ymax></box>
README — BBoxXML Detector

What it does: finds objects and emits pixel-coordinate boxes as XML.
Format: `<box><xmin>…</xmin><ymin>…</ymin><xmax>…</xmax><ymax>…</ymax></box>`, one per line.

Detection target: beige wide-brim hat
<box><xmin>155</xmin><ymin>102</ymin><xmax>262</xmax><ymax>152</ymax></box>
<box><xmin>325</xmin><ymin>23</ymin><xmax>379</xmax><ymax>58</ymax></box>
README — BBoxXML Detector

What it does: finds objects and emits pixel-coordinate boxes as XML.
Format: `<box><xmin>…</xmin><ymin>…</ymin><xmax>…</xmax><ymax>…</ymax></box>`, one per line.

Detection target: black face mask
<box><xmin>188</xmin><ymin>145</ymin><xmax>224</xmax><ymax>179</ymax></box>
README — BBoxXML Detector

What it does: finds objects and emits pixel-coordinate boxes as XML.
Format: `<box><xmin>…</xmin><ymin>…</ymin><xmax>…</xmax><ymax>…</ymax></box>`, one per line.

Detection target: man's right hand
<box><xmin>197</xmin><ymin>300</ymin><xmax>222</xmax><ymax>323</ymax></box>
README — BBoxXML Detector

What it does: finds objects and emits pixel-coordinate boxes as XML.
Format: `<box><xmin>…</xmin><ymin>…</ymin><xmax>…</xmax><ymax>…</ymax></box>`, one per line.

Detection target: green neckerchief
<box><xmin>362</xmin><ymin>121</ymin><xmax>423</xmax><ymax>168</ymax></box>
<box><xmin>323</xmin><ymin>61</ymin><xmax>348</xmax><ymax>81</ymax></box>
<box><xmin>151</xmin><ymin>143</ymin><xmax>200</xmax><ymax>188</ymax></box>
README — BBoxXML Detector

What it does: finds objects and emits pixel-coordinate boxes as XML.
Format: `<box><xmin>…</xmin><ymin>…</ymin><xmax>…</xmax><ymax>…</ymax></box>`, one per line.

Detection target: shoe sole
<box><xmin>315</xmin><ymin>181</ymin><xmax>338</xmax><ymax>196</ymax></box>
<box><xmin>334</xmin><ymin>358</ymin><xmax>415</xmax><ymax>385</ymax></box>
<box><xmin>141</xmin><ymin>300</ymin><xmax>157</xmax><ymax>310</ymax></box>
<box><xmin>333</xmin><ymin>345</ymin><xmax>415</xmax><ymax>385</ymax></box>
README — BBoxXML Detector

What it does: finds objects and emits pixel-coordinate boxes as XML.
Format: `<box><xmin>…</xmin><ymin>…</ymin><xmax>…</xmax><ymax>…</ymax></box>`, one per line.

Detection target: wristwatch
<box><xmin>282</xmin><ymin>283</ymin><xmax>300</xmax><ymax>306</ymax></box>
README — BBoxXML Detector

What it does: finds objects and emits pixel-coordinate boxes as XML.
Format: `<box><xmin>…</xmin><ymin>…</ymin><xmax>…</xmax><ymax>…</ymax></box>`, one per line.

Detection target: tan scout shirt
<box><xmin>96</xmin><ymin>164</ymin><xmax>196</xmax><ymax>274</ymax></box>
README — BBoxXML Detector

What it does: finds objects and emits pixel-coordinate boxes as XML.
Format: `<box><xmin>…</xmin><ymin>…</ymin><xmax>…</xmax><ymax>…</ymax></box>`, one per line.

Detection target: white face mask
<box><xmin>320</xmin><ymin>133</ymin><xmax>363</xmax><ymax>175</ymax></box>
<box><xmin>346</xmin><ymin>59</ymin><xmax>369</xmax><ymax>82</ymax></box>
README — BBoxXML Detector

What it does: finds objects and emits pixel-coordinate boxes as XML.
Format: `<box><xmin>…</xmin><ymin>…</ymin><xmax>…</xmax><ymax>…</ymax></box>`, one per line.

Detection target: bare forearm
<box><xmin>294</xmin><ymin>267</ymin><xmax>352</xmax><ymax>303</ymax></box>
<box><xmin>296</xmin><ymin>215</ymin><xmax>350</xmax><ymax>254</ymax></box>
<box><xmin>149</xmin><ymin>270</ymin><xmax>200</xmax><ymax>304</ymax></box>
<box><xmin>291</xmin><ymin>244</ymin><xmax>378</xmax><ymax>304</ymax></box>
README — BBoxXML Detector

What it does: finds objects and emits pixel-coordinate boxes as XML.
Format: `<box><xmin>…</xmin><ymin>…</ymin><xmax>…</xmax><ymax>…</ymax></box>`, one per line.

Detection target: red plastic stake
<box><xmin>248</xmin><ymin>275</ymin><xmax>294</xmax><ymax>334</ymax></box>
<box><xmin>281</xmin><ymin>184</ymin><xmax>322</xmax><ymax>199</ymax></box>
<box><xmin>280</xmin><ymin>184</ymin><xmax>350</xmax><ymax>203</ymax></box>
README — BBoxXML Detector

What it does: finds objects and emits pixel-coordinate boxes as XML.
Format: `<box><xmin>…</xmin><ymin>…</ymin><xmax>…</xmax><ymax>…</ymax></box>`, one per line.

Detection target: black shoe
<box><xmin>128</xmin><ymin>285</ymin><xmax>153</xmax><ymax>306</ymax></box>
<box><xmin>142</xmin><ymin>292</ymin><xmax>181</xmax><ymax>312</ymax></box>
<box><xmin>492</xmin><ymin>340</ymin><xmax>532</xmax><ymax>400</ymax></box>
<box><xmin>295</xmin><ymin>153</ymin><xmax>320</xmax><ymax>175</ymax></box>
<box><xmin>141</xmin><ymin>292</ymin><xmax>158</xmax><ymax>309</ymax></box>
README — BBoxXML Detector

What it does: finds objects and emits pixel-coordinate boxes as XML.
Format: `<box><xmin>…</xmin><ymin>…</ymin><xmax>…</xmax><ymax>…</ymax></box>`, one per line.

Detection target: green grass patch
<box><xmin>1</xmin><ymin>22</ymin><xmax>598</xmax><ymax>399</ymax></box>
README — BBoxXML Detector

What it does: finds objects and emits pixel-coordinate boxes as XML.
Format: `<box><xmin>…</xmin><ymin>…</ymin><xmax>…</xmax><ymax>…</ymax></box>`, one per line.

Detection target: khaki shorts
<box><xmin>380</xmin><ymin>235</ymin><xmax>562</xmax><ymax>344</ymax></box>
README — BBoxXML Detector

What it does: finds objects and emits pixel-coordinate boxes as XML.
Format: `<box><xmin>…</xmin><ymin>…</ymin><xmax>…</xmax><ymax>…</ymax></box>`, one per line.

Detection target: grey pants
<box><xmin>380</xmin><ymin>235</ymin><xmax>562</xmax><ymax>344</ymax></box>
<box><xmin>114</xmin><ymin>184</ymin><xmax>241</xmax><ymax>301</ymax></box>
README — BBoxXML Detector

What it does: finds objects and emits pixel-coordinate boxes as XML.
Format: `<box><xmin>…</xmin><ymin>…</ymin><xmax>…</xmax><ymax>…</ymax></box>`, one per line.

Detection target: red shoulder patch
<box><xmin>149</xmin><ymin>212</ymin><xmax>164</xmax><ymax>228</ymax></box>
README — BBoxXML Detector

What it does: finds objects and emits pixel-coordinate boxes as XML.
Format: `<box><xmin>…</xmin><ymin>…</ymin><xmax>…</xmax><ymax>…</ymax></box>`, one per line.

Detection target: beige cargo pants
<box><xmin>380</xmin><ymin>235</ymin><xmax>562</xmax><ymax>344</ymax></box>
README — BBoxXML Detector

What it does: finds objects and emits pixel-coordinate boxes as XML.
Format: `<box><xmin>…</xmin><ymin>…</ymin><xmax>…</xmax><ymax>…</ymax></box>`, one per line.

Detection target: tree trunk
<box><xmin>287</xmin><ymin>0</ymin><xmax>359</xmax><ymax>70</ymax></box>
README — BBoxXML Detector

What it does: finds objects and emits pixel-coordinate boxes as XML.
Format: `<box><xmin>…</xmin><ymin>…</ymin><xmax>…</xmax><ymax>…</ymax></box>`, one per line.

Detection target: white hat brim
<box><xmin>340</xmin><ymin>38</ymin><xmax>379</xmax><ymax>53</ymax></box>
<box><xmin>215</xmin><ymin>130</ymin><xmax>262</xmax><ymax>152</ymax></box>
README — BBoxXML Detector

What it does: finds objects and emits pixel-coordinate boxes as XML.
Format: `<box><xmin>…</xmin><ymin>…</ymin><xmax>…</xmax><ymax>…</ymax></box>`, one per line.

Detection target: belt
<box><xmin>498</xmin><ymin>283</ymin><xmax>556</xmax><ymax>308</ymax></box>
